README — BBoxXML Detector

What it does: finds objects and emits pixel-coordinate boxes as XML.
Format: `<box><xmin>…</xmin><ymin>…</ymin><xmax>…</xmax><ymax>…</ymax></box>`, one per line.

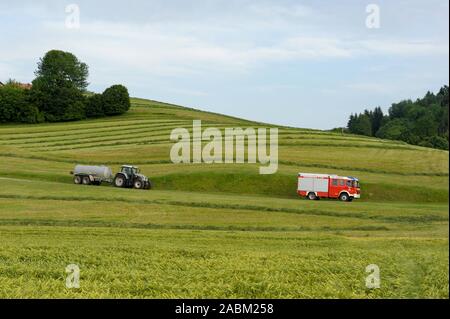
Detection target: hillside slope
<box><xmin>1</xmin><ymin>98</ymin><xmax>448</xmax><ymax>201</ymax></box>
<box><xmin>0</xmin><ymin>98</ymin><xmax>448</xmax><ymax>298</ymax></box>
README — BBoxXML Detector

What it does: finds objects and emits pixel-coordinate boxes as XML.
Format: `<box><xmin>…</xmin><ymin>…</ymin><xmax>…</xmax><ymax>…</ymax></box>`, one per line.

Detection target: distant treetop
<box><xmin>347</xmin><ymin>86</ymin><xmax>449</xmax><ymax>150</ymax></box>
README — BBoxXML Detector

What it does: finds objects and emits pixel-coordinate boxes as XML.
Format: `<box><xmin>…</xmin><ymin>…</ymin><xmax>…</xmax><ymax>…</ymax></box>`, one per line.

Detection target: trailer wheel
<box><xmin>133</xmin><ymin>179</ymin><xmax>143</xmax><ymax>189</ymax></box>
<box><xmin>339</xmin><ymin>192</ymin><xmax>349</xmax><ymax>201</ymax></box>
<box><xmin>114</xmin><ymin>175</ymin><xmax>125</xmax><ymax>188</ymax></box>
<box><xmin>82</xmin><ymin>176</ymin><xmax>91</xmax><ymax>185</ymax></box>
<box><xmin>307</xmin><ymin>192</ymin><xmax>317</xmax><ymax>200</ymax></box>
<box><xmin>73</xmin><ymin>176</ymin><xmax>82</xmax><ymax>184</ymax></box>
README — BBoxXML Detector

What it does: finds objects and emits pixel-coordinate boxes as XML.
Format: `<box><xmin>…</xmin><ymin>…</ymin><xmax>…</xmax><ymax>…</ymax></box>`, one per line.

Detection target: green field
<box><xmin>0</xmin><ymin>98</ymin><xmax>448</xmax><ymax>298</ymax></box>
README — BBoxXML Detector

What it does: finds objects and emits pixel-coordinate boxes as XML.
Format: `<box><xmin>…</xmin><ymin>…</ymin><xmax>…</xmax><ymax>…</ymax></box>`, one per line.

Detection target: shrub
<box><xmin>422</xmin><ymin>136</ymin><xmax>449</xmax><ymax>150</ymax></box>
<box><xmin>62</xmin><ymin>100</ymin><xmax>86</xmax><ymax>121</ymax></box>
<box><xmin>86</xmin><ymin>93</ymin><xmax>105</xmax><ymax>118</ymax></box>
<box><xmin>30</xmin><ymin>81</ymin><xmax>86</xmax><ymax>122</ymax></box>
<box><xmin>102</xmin><ymin>85</ymin><xmax>130</xmax><ymax>115</ymax></box>
<box><xmin>0</xmin><ymin>84</ymin><xmax>43</xmax><ymax>123</ymax></box>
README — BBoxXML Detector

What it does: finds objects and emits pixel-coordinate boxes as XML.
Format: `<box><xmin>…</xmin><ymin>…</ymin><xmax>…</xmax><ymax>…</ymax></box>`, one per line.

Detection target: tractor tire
<box><xmin>307</xmin><ymin>192</ymin><xmax>317</xmax><ymax>200</ymax></box>
<box><xmin>146</xmin><ymin>180</ymin><xmax>153</xmax><ymax>190</ymax></box>
<box><xmin>133</xmin><ymin>179</ymin><xmax>144</xmax><ymax>189</ymax></box>
<box><xmin>73</xmin><ymin>176</ymin><xmax>82</xmax><ymax>185</ymax></box>
<box><xmin>114</xmin><ymin>175</ymin><xmax>126</xmax><ymax>188</ymax></box>
<box><xmin>339</xmin><ymin>192</ymin><xmax>350</xmax><ymax>202</ymax></box>
<box><xmin>82</xmin><ymin>176</ymin><xmax>91</xmax><ymax>185</ymax></box>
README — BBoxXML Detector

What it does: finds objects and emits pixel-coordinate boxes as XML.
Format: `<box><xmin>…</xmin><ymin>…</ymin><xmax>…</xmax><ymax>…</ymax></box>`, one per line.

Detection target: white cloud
<box><xmin>1</xmin><ymin>1</ymin><xmax>448</xmax><ymax>80</ymax></box>
<box><xmin>360</xmin><ymin>39</ymin><xmax>449</xmax><ymax>56</ymax></box>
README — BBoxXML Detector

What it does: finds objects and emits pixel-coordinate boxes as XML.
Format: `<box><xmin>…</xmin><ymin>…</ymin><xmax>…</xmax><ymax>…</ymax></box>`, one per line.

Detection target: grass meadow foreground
<box><xmin>0</xmin><ymin>98</ymin><xmax>448</xmax><ymax>298</ymax></box>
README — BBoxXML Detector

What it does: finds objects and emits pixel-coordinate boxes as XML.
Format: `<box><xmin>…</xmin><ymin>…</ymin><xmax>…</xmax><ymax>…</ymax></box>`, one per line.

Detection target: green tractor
<box><xmin>113</xmin><ymin>165</ymin><xmax>152</xmax><ymax>189</ymax></box>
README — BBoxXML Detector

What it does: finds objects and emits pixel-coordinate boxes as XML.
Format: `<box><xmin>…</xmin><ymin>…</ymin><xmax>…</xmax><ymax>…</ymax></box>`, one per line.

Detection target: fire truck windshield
<box><xmin>353</xmin><ymin>181</ymin><xmax>360</xmax><ymax>188</ymax></box>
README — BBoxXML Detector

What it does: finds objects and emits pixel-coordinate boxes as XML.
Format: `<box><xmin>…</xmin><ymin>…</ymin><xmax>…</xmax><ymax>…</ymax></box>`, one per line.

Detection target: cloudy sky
<box><xmin>0</xmin><ymin>0</ymin><xmax>448</xmax><ymax>129</ymax></box>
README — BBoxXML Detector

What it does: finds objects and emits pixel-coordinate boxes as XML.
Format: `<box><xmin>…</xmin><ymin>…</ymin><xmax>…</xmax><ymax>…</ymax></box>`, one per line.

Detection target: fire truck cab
<box><xmin>297</xmin><ymin>173</ymin><xmax>361</xmax><ymax>201</ymax></box>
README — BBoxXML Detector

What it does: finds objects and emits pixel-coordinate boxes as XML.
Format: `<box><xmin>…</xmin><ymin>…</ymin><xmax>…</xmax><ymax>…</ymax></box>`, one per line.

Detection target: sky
<box><xmin>0</xmin><ymin>0</ymin><xmax>448</xmax><ymax>129</ymax></box>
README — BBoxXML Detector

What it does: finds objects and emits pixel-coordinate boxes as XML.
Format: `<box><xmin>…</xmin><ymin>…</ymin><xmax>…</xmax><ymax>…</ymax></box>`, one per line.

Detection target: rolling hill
<box><xmin>0</xmin><ymin>98</ymin><xmax>448</xmax><ymax>298</ymax></box>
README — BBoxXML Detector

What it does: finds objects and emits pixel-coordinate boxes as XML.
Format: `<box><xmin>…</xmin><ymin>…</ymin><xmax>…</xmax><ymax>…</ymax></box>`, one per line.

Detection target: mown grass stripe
<box><xmin>0</xmin><ymin>218</ymin><xmax>390</xmax><ymax>232</ymax></box>
<box><xmin>0</xmin><ymin>153</ymin><xmax>447</xmax><ymax>177</ymax></box>
<box><xmin>0</xmin><ymin>194</ymin><xmax>446</xmax><ymax>223</ymax></box>
<box><xmin>3</xmin><ymin>126</ymin><xmax>382</xmax><ymax>146</ymax></box>
<box><xmin>0</xmin><ymin>119</ymin><xmax>190</xmax><ymax>138</ymax></box>
<box><xmin>278</xmin><ymin>161</ymin><xmax>449</xmax><ymax>177</ymax></box>
<box><xmin>18</xmin><ymin>124</ymin><xmax>264</xmax><ymax>148</ymax></box>
<box><xmin>31</xmin><ymin>137</ymin><xmax>424</xmax><ymax>152</ymax></box>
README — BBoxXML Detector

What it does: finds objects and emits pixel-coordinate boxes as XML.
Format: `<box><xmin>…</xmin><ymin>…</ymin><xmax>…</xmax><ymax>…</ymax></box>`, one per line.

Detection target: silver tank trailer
<box><xmin>73</xmin><ymin>165</ymin><xmax>113</xmax><ymax>180</ymax></box>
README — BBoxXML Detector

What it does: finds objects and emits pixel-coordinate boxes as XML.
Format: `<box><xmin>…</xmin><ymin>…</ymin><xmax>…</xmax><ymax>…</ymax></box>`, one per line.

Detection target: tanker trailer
<box><xmin>70</xmin><ymin>164</ymin><xmax>152</xmax><ymax>189</ymax></box>
<box><xmin>71</xmin><ymin>165</ymin><xmax>114</xmax><ymax>186</ymax></box>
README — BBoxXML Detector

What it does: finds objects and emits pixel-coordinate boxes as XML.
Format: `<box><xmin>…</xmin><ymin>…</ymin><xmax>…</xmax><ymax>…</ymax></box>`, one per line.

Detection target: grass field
<box><xmin>0</xmin><ymin>98</ymin><xmax>448</xmax><ymax>298</ymax></box>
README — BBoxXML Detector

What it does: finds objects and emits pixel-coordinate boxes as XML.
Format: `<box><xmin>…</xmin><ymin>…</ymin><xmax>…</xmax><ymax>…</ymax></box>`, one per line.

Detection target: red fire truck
<box><xmin>297</xmin><ymin>173</ymin><xmax>361</xmax><ymax>201</ymax></box>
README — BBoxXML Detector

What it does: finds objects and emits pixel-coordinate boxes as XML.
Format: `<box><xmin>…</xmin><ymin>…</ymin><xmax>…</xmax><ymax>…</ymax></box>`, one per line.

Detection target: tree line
<box><xmin>0</xmin><ymin>50</ymin><xmax>130</xmax><ymax>124</ymax></box>
<box><xmin>347</xmin><ymin>86</ymin><xmax>449</xmax><ymax>150</ymax></box>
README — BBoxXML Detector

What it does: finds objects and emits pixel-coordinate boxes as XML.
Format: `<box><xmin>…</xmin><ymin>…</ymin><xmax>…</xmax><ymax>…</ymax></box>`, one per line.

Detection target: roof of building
<box><xmin>0</xmin><ymin>81</ymin><xmax>32</xmax><ymax>89</ymax></box>
<box><xmin>17</xmin><ymin>83</ymin><xmax>32</xmax><ymax>89</ymax></box>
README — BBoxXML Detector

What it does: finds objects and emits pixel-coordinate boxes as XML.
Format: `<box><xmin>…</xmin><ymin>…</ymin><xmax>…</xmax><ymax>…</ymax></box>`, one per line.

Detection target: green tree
<box><xmin>102</xmin><ymin>85</ymin><xmax>130</xmax><ymax>115</ymax></box>
<box><xmin>35</xmin><ymin>50</ymin><xmax>89</xmax><ymax>91</ymax></box>
<box><xmin>350</xmin><ymin>113</ymin><xmax>372</xmax><ymax>136</ymax></box>
<box><xmin>370</xmin><ymin>106</ymin><xmax>384</xmax><ymax>136</ymax></box>
<box><xmin>414</xmin><ymin>111</ymin><xmax>438</xmax><ymax>137</ymax></box>
<box><xmin>350</xmin><ymin>85</ymin><xmax>449</xmax><ymax>150</ymax></box>
<box><xmin>30</xmin><ymin>50</ymin><xmax>88</xmax><ymax>121</ymax></box>
<box><xmin>0</xmin><ymin>84</ymin><xmax>43</xmax><ymax>123</ymax></box>
<box><xmin>347</xmin><ymin>113</ymin><xmax>356</xmax><ymax>132</ymax></box>
<box><xmin>376</xmin><ymin>118</ymin><xmax>411</xmax><ymax>141</ymax></box>
<box><xmin>86</xmin><ymin>93</ymin><xmax>105</xmax><ymax>118</ymax></box>
<box><xmin>389</xmin><ymin>100</ymin><xmax>413</xmax><ymax>119</ymax></box>
<box><xmin>437</xmin><ymin>85</ymin><xmax>449</xmax><ymax>137</ymax></box>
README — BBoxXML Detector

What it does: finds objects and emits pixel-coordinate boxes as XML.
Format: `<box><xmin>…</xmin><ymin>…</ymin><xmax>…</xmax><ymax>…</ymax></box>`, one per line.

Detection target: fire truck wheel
<box><xmin>307</xmin><ymin>192</ymin><xmax>317</xmax><ymax>200</ymax></box>
<box><xmin>339</xmin><ymin>193</ymin><xmax>349</xmax><ymax>201</ymax></box>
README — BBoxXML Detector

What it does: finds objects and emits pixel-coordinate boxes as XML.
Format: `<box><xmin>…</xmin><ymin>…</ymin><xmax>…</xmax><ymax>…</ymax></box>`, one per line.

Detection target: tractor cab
<box><xmin>121</xmin><ymin>165</ymin><xmax>139</xmax><ymax>176</ymax></box>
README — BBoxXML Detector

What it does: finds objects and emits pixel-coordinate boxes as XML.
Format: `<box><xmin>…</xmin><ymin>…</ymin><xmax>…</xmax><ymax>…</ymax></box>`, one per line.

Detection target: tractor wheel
<box><xmin>307</xmin><ymin>192</ymin><xmax>317</xmax><ymax>200</ymax></box>
<box><xmin>146</xmin><ymin>180</ymin><xmax>153</xmax><ymax>190</ymax></box>
<box><xmin>73</xmin><ymin>176</ymin><xmax>82</xmax><ymax>185</ymax></box>
<box><xmin>82</xmin><ymin>176</ymin><xmax>91</xmax><ymax>185</ymax></box>
<box><xmin>114</xmin><ymin>175</ymin><xmax>125</xmax><ymax>188</ymax></box>
<box><xmin>339</xmin><ymin>193</ymin><xmax>349</xmax><ymax>202</ymax></box>
<box><xmin>133</xmin><ymin>179</ymin><xmax>143</xmax><ymax>189</ymax></box>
